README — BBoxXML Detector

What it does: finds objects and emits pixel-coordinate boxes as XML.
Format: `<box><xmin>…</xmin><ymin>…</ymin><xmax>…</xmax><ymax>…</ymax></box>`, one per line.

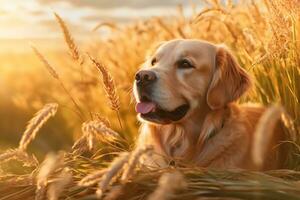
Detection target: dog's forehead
<box><xmin>156</xmin><ymin>40</ymin><xmax>216</xmax><ymax>59</ymax></box>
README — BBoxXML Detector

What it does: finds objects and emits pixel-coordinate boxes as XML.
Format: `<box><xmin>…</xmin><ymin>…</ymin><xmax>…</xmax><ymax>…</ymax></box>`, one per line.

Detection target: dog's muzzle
<box><xmin>134</xmin><ymin>70</ymin><xmax>189</xmax><ymax>124</ymax></box>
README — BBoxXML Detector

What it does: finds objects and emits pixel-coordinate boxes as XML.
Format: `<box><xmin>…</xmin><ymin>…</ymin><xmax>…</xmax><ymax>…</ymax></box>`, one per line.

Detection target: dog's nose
<box><xmin>135</xmin><ymin>70</ymin><xmax>157</xmax><ymax>86</ymax></box>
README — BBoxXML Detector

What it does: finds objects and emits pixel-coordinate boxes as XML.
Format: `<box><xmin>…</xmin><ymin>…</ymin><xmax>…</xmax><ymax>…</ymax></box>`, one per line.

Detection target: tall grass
<box><xmin>0</xmin><ymin>0</ymin><xmax>300</xmax><ymax>199</ymax></box>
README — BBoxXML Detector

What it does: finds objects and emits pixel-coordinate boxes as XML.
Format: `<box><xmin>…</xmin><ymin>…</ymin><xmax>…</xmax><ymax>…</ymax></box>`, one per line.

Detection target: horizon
<box><xmin>0</xmin><ymin>0</ymin><xmax>203</xmax><ymax>40</ymax></box>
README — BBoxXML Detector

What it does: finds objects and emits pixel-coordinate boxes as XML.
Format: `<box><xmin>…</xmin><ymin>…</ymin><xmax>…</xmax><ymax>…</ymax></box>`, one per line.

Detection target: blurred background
<box><xmin>0</xmin><ymin>0</ymin><xmax>205</xmax><ymax>157</ymax></box>
<box><xmin>0</xmin><ymin>0</ymin><xmax>299</xmax><ymax>165</ymax></box>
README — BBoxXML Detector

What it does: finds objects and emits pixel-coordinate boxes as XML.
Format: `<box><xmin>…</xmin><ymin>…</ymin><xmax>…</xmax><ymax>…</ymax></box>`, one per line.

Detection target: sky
<box><xmin>0</xmin><ymin>0</ymin><xmax>203</xmax><ymax>39</ymax></box>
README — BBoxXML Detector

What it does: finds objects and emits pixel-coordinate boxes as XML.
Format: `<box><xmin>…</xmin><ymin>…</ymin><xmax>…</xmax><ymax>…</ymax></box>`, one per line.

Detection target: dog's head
<box><xmin>133</xmin><ymin>39</ymin><xmax>251</xmax><ymax>124</ymax></box>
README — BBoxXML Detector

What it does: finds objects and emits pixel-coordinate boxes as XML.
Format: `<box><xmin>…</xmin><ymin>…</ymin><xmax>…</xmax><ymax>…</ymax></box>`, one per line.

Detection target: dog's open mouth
<box><xmin>135</xmin><ymin>101</ymin><xmax>190</xmax><ymax>124</ymax></box>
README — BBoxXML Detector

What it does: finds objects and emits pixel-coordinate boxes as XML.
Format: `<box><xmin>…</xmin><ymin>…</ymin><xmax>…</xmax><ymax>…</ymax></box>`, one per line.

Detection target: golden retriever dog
<box><xmin>133</xmin><ymin>39</ymin><xmax>285</xmax><ymax>170</ymax></box>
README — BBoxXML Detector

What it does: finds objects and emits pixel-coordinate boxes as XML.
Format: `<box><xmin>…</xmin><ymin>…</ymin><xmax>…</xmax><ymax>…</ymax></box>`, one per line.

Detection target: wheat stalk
<box><xmin>96</xmin><ymin>152</ymin><xmax>129</xmax><ymax>198</ymax></box>
<box><xmin>18</xmin><ymin>103</ymin><xmax>58</xmax><ymax>151</ymax></box>
<box><xmin>93</xmin><ymin>21</ymin><xmax>118</xmax><ymax>32</ymax></box>
<box><xmin>87</xmin><ymin>53</ymin><xmax>122</xmax><ymax>129</ymax></box>
<box><xmin>31</xmin><ymin>46</ymin><xmax>85</xmax><ymax>120</ymax></box>
<box><xmin>31</xmin><ymin>45</ymin><xmax>59</xmax><ymax>79</ymax></box>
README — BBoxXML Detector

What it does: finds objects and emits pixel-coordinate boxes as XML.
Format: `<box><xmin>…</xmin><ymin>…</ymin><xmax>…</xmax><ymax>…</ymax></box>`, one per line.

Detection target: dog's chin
<box><xmin>138</xmin><ymin>104</ymin><xmax>190</xmax><ymax>125</ymax></box>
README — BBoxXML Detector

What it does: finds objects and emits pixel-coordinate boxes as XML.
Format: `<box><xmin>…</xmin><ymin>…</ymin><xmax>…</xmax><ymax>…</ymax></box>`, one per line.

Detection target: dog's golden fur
<box><xmin>134</xmin><ymin>39</ymin><xmax>285</xmax><ymax>170</ymax></box>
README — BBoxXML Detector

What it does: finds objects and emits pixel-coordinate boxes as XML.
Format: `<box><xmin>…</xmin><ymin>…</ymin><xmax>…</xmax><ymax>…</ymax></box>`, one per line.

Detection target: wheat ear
<box><xmin>87</xmin><ymin>53</ymin><xmax>122</xmax><ymax>129</ymax></box>
<box><xmin>78</xmin><ymin>169</ymin><xmax>107</xmax><ymax>187</ymax></box>
<box><xmin>47</xmin><ymin>169</ymin><xmax>72</xmax><ymax>200</ymax></box>
<box><xmin>35</xmin><ymin>152</ymin><xmax>64</xmax><ymax>200</ymax></box>
<box><xmin>121</xmin><ymin>146</ymin><xmax>153</xmax><ymax>182</ymax></box>
<box><xmin>96</xmin><ymin>152</ymin><xmax>129</xmax><ymax>198</ymax></box>
<box><xmin>92</xmin><ymin>113</ymin><xmax>111</xmax><ymax>127</ymax></box>
<box><xmin>0</xmin><ymin>148</ymin><xmax>39</xmax><ymax>167</ymax></box>
<box><xmin>82</xmin><ymin>120</ymin><xmax>119</xmax><ymax>150</ymax></box>
<box><xmin>18</xmin><ymin>103</ymin><xmax>58</xmax><ymax>151</ymax></box>
<box><xmin>54</xmin><ymin>12</ymin><xmax>83</xmax><ymax>64</ymax></box>
<box><xmin>71</xmin><ymin>135</ymin><xmax>89</xmax><ymax>155</ymax></box>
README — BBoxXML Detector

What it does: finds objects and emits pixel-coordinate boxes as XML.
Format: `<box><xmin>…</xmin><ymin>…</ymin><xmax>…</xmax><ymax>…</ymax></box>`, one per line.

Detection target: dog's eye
<box><xmin>151</xmin><ymin>58</ymin><xmax>157</xmax><ymax>66</ymax></box>
<box><xmin>178</xmin><ymin>59</ymin><xmax>194</xmax><ymax>69</ymax></box>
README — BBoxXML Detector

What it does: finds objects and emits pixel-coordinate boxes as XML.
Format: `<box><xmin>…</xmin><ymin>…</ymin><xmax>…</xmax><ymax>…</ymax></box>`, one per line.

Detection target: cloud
<box><xmin>38</xmin><ymin>17</ymin><xmax>82</xmax><ymax>30</ymax></box>
<box><xmin>80</xmin><ymin>6</ymin><xmax>179</xmax><ymax>21</ymax></box>
<box><xmin>80</xmin><ymin>14</ymin><xmax>134</xmax><ymax>23</ymax></box>
<box><xmin>37</xmin><ymin>0</ymin><xmax>197</xmax><ymax>9</ymax></box>
<box><xmin>28</xmin><ymin>10</ymin><xmax>45</xmax><ymax>16</ymax></box>
<box><xmin>0</xmin><ymin>9</ymin><xmax>8</xmax><ymax>16</ymax></box>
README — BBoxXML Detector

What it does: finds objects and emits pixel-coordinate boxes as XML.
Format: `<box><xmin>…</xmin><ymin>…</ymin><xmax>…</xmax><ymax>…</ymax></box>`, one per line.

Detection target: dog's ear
<box><xmin>206</xmin><ymin>46</ymin><xmax>251</xmax><ymax>110</ymax></box>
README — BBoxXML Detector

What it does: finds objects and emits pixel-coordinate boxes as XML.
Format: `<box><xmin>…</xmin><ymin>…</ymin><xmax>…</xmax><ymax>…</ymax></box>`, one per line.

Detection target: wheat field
<box><xmin>0</xmin><ymin>0</ymin><xmax>300</xmax><ymax>199</ymax></box>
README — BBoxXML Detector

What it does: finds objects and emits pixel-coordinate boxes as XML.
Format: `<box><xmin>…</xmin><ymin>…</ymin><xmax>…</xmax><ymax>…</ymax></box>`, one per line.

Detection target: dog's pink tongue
<box><xmin>135</xmin><ymin>102</ymin><xmax>155</xmax><ymax>114</ymax></box>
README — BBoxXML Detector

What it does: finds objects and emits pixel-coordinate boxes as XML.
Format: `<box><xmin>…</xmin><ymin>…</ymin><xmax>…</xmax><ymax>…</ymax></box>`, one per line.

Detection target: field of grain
<box><xmin>0</xmin><ymin>0</ymin><xmax>300</xmax><ymax>199</ymax></box>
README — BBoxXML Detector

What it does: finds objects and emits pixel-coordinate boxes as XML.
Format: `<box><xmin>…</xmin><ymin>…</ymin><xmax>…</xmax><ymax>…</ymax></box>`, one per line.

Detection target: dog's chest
<box><xmin>158</xmin><ymin>125</ymin><xmax>193</xmax><ymax>159</ymax></box>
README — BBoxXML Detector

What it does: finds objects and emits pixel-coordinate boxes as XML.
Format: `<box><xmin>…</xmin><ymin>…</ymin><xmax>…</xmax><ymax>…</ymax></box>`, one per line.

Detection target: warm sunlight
<box><xmin>0</xmin><ymin>0</ymin><xmax>299</xmax><ymax>200</ymax></box>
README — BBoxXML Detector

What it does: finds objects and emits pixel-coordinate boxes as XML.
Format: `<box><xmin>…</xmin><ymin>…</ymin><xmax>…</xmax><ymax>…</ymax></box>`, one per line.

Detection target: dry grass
<box><xmin>0</xmin><ymin>0</ymin><xmax>300</xmax><ymax>199</ymax></box>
